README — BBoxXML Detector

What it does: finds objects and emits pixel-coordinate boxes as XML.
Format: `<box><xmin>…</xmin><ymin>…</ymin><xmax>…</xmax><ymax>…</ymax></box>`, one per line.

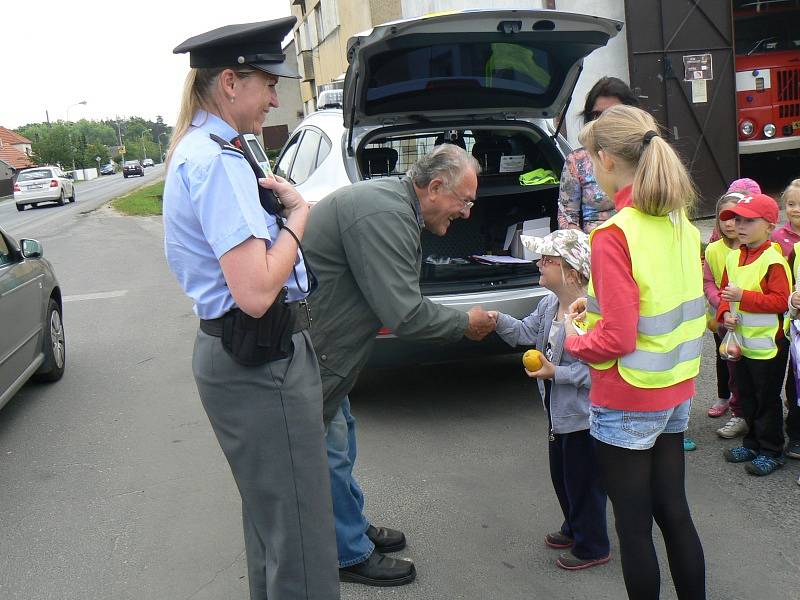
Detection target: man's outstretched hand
<box><xmin>465</xmin><ymin>306</ymin><xmax>497</xmax><ymax>341</ymax></box>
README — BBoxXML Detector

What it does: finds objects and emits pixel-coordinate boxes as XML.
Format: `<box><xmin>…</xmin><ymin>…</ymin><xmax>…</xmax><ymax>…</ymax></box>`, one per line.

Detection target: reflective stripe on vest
<box><xmin>724</xmin><ymin>243</ymin><xmax>790</xmax><ymax>360</ymax></box>
<box><xmin>584</xmin><ymin>207</ymin><xmax>704</xmax><ymax>388</ymax></box>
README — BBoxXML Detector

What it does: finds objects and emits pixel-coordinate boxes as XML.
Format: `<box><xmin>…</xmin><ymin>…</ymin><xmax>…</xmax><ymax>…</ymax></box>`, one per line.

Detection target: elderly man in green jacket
<box><xmin>304</xmin><ymin>144</ymin><xmax>496</xmax><ymax>587</ymax></box>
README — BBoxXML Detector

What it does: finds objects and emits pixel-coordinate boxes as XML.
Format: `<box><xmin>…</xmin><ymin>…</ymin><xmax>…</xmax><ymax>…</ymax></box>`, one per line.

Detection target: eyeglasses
<box><xmin>538</xmin><ymin>255</ymin><xmax>561</xmax><ymax>267</ymax></box>
<box><xmin>447</xmin><ymin>187</ymin><xmax>474</xmax><ymax>214</ymax></box>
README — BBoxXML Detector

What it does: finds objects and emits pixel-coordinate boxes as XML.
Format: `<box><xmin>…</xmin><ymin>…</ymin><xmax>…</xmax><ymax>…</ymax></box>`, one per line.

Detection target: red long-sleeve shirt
<box><xmin>715</xmin><ymin>240</ymin><xmax>791</xmax><ymax>342</ymax></box>
<box><xmin>564</xmin><ymin>185</ymin><xmax>695</xmax><ymax>411</ymax></box>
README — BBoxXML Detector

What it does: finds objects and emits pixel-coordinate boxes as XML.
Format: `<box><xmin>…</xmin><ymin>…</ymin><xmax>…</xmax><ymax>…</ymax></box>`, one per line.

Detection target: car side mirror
<box><xmin>20</xmin><ymin>239</ymin><xmax>43</xmax><ymax>258</ymax></box>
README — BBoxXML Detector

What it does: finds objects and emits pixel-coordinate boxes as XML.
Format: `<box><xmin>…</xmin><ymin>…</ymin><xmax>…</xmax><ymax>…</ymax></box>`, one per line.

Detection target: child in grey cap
<box><xmin>489</xmin><ymin>229</ymin><xmax>610</xmax><ymax>571</ymax></box>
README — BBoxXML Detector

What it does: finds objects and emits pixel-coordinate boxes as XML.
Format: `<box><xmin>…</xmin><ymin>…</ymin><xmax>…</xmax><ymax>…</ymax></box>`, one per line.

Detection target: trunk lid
<box><xmin>343</xmin><ymin>9</ymin><xmax>621</xmax><ymax>130</ymax></box>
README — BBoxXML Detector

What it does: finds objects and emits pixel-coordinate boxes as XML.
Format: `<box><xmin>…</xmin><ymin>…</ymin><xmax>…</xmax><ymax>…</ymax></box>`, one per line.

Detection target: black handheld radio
<box><xmin>231</xmin><ymin>134</ymin><xmax>285</xmax><ymax>217</ymax></box>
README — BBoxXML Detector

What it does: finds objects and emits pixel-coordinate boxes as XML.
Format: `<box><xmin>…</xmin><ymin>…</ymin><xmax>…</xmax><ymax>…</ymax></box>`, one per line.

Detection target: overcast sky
<box><xmin>2</xmin><ymin>1</ymin><xmax>292</xmax><ymax>129</ymax></box>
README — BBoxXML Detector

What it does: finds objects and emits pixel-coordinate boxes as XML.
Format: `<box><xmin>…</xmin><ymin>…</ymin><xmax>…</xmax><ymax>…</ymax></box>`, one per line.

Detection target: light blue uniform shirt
<box><xmin>163</xmin><ymin>111</ymin><xmax>309</xmax><ymax>319</ymax></box>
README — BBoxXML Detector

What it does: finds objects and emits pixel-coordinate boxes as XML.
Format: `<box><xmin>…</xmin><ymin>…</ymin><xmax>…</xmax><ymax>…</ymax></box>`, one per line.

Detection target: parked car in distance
<box><xmin>100</xmin><ymin>163</ymin><xmax>116</xmax><ymax>175</ymax></box>
<box><xmin>142</xmin><ymin>158</ymin><xmax>155</xmax><ymax>167</ymax></box>
<box><xmin>0</xmin><ymin>225</ymin><xmax>65</xmax><ymax>410</ymax></box>
<box><xmin>123</xmin><ymin>160</ymin><xmax>145</xmax><ymax>177</ymax></box>
<box><xmin>14</xmin><ymin>166</ymin><xmax>76</xmax><ymax>211</ymax></box>
<box><xmin>274</xmin><ymin>9</ymin><xmax>619</xmax><ymax>367</ymax></box>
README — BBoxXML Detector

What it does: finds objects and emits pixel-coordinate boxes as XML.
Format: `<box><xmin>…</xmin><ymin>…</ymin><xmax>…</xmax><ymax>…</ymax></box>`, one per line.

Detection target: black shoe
<box><xmin>339</xmin><ymin>551</ymin><xmax>416</xmax><ymax>587</ymax></box>
<box><xmin>366</xmin><ymin>524</ymin><xmax>407</xmax><ymax>553</ymax></box>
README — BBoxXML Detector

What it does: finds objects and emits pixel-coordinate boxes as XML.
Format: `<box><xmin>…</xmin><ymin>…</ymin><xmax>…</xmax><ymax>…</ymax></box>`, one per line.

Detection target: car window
<box><xmin>18</xmin><ymin>169</ymin><xmax>53</xmax><ymax>181</ymax></box>
<box><xmin>316</xmin><ymin>134</ymin><xmax>332</xmax><ymax>168</ymax></box>
<box><xmin>0</xmin><ymin>234</ymin><xmax>12</xmax><ymax>267</ymax></box>
<box><xmin>275</xmin><ymin>132</ymin><xmax>302</xmax><ymax>181</ymax></box>
<box><xmin>289</xmin><ymin>129</ymin><xmax>322</xmax><ymax>185</ymax></box>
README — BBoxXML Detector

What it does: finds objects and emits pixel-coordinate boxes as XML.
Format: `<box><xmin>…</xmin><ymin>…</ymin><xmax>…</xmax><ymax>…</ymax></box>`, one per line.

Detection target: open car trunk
<box><xmin>357</xmin><ymin>122</ymin><xmax>562</xmax><ymax>294</ymax></box>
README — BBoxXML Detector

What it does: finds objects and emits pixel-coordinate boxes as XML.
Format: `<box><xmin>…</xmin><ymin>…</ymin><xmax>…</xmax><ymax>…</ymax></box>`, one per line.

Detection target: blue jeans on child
<box><xmin>326</xmin><ymin>395</ymin><xmax>375</xmax><ymax>567</ymax></box>
<box><xmin>590</xmin><ymin>399</ymin><xmax>693</xmax><ymax>450</ymax></box>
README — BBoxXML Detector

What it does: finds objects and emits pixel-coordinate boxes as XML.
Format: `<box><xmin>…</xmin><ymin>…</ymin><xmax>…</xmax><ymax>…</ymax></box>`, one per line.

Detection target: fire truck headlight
<box><xmin>740</xmin><ymin>120</ymin><xmax>755</xmax><ymax>137</ymax></box>
<box><xmin>763</xmin><ymin>123</ymin><xmax>777</xmax><ymax>138</ymax></box>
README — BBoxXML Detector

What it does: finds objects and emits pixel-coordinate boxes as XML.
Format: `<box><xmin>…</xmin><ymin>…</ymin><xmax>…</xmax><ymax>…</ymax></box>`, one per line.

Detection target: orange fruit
<box><xmin>522</xmin><ymin>349</ymin><xmax>543</xmax><ymax>372</ymax></box>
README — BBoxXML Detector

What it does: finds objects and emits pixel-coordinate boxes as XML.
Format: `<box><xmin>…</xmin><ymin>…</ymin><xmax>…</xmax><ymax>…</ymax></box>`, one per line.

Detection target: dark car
<box><xmin>100</xmin><ymin>163</ymin><xmax>116</xmax><ymax>175</ymax></box>
<box><xmin>0</xmin><ymin>225</ymin><xmax>65</xmax><ymax>409</ymax></box>
<box><xmin>123</xmin><ymin>160</ymin><xmax>144</xmax><ymax>178</ymax></box>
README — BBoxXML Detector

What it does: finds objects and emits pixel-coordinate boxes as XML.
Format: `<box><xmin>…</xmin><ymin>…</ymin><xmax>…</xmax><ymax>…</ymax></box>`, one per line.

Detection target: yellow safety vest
<box><xmin>725</xmin><ymin>244</ymin><xmax>791</xmax><ymax>359</ymax></box>
<box><xmin>705</xmin><ymin>239</ymin><xmax>735</xmax><ymax>287</ymax></box>
<box><xmin>584</xmin><ymin>207</ymin><xmax>705</xmax><ymax>388</ymax></box>
<box><xmin>704</xmin><ymin>239</ymin><xmax>736</xmax><ymax>322</ymax></box>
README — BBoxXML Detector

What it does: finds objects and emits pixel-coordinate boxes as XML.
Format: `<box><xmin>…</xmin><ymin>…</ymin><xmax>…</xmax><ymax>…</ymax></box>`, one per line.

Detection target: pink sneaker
<box><xmin>707</xmin><ymin>399</ymin><xmax>730</xmax><ymax>418</ymax></box>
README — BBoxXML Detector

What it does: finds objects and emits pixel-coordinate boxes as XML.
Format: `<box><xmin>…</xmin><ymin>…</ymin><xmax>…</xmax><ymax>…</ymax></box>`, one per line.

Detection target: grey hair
<box><xmin>407</xmin><ymin>143</ymin><xmax>481</xmax><ymax>188</ymax></box>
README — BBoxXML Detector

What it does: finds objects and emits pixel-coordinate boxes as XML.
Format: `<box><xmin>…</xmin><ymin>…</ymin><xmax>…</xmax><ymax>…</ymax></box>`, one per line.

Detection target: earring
<box><xmin>230</xmin><ymin>96</ymin><xmax>235</xmax><ymax>104</ymax></box>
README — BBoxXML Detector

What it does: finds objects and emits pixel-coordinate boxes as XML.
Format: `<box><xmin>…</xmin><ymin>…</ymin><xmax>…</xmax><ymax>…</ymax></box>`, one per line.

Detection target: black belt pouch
<box><xmin>221</xmin><ymin>288</ymin><xmax>295</xmax><ymax>366</ymax></box>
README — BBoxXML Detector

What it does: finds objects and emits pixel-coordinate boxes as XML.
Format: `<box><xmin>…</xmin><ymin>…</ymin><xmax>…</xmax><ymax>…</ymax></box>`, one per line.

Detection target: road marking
<box><xmin>64</xmin><ymin>290</ymin><xmax>128</xmax><ymax>302</ymax></box>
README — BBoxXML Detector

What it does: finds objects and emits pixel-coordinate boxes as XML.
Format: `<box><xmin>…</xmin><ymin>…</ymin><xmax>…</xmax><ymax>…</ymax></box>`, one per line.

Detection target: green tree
<box><xmin>30</xmin><ymin>125</ymin><xmax>72</xmax><ymax>167</ymax></box>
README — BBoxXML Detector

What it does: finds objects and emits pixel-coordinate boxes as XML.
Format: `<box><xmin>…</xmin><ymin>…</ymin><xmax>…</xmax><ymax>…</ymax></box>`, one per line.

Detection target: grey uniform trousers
<box><xmin>193</xmin><ymin>328</ymin><xmax>340</xmax><ymax>600</ymax></box>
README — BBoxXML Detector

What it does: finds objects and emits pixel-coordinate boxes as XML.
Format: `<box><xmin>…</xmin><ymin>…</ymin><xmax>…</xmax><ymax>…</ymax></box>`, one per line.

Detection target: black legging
<box><xmin>594</xmin><ymin>433</ymin><xmax>706</xmax><ymax>600</ymax></box>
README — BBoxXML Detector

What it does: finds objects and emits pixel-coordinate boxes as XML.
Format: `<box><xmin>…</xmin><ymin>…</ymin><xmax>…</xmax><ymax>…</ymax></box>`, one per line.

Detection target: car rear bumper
<box><xmin>14</xmin><ymin>189</ymin><xmax>62</xmax><ymax>203</ymax></box>
<box><xmin>739</xmin><ymin>136</ymin><xmax>800</xmax><ymax>154</ymax></box>
<box><xmin>366</xmin><ymin>284</ymin><xmax>550</xmax><ymax>368</ymax></box>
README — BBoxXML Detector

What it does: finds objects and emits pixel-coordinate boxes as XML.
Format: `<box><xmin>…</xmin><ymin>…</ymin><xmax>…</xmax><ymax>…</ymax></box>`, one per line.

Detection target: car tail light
<box><xmin>50</xmin><ymin>179</ymin><xmax>58</xmax><ymax>187</ymax></box>
<box><xmin>13</xmin><ymin>183</ymin><xmax>20</xmax><ymax>192</ymax></box>
<box><xmin>377</xmin><ymin>327</ymin><xmax>392</xmax><ymax>335</ymax></box>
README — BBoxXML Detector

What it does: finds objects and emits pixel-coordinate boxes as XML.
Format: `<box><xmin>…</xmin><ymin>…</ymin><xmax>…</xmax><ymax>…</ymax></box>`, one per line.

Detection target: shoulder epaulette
<box><xmin>209</xmin><ymin>133</ymin><xmax>244</xmax><ymax>156</ymax></box>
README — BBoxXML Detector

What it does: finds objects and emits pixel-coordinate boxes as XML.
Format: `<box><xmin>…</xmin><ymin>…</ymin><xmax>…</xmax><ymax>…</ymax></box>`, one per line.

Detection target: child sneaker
<box><xmin>744</xmin><ymin>454</ymin><xmax>784</xmax><ymax>476</ymax></box>
<box><xmin>544</xmin><ymin>532</ymin><xmax>574</xmax><ymax>549</ymax></box>
<box><xmin>724</xmin><ymin>446</ymin><xmax>757</xmax><ymax>463</ymax></box>
<box><xmin>717</xmin><ymin>416</ymin><xmax>748</xmax><ymax>439</ymax></box>
<box><xmin>556</xmin><ymin>552</ymin><xmax>611</xmax><ymax>571</ymax></box>
<box><xmin>786</xmin><ymin>440</ymin><xmax>800</xmax><ymax>460</ymax></box>
<box><xmin>707</xmin><ymin>398</ymin><xmax>730</xmax><ymax>418</ymax></box>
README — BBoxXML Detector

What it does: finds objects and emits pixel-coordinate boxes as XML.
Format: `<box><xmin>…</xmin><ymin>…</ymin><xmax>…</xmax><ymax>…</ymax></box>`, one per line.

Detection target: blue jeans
<box><xmin>326</xmin><ymin>396</ymin><xmax>374</xmax><ymax>567</ymax></box>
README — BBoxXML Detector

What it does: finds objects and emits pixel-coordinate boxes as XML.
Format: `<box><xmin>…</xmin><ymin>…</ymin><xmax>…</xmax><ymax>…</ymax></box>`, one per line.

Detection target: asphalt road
<box><xmin>0</xmin><ymin>182</ymin><xmax>798</xmax><ymax>599</ymax></box>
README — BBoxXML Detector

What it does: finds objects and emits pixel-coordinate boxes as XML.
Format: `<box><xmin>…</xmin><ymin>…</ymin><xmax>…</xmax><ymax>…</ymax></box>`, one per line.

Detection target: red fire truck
<box><xmin>734</xmin><ymin>0</ymin><xmax>800</xmax><ymax>155</ymax></box>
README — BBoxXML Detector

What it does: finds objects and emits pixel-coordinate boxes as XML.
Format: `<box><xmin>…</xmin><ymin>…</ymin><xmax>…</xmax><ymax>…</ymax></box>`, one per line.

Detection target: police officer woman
<box><xmin>163</xmin><ymin>18</ymin><xmax>339</xmax><ymax>600</ymax></box>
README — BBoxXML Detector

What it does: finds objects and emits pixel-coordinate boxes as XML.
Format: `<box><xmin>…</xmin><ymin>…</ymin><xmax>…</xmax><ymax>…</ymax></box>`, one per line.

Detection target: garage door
<box><xmin>625</xmin><ymin>0</ymin><xmax>738</xmax><ymax>216</ymax></box>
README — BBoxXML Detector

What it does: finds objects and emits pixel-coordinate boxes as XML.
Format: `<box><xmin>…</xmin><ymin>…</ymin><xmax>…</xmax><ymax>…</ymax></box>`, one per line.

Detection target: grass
<box><xmin>112</xmin><ymin>180</ymin><xmax>164</xmax><ymax>216</ymax></box>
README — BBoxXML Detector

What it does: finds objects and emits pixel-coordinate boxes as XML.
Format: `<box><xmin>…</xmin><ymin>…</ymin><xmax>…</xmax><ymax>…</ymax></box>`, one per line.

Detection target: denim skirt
<box><xmin>590</xmin><ymin>399</ymin><xmax>693</xmax><ymax>450</ymax></box>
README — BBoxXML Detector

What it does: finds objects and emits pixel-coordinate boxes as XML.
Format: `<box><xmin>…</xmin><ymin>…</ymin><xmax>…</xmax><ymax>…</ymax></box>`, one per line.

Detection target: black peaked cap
<box><xmin>173</xmin><ymin>16</ymin><xmax>299</xmax><ymax>79</ymax></box>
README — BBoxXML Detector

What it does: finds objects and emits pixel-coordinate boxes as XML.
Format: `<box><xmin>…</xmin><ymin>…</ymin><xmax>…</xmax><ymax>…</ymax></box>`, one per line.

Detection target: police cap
<box><xmin>173</xmin><ymin>16</ymin><xmax>300</xmax><ymax>79</ymax></box>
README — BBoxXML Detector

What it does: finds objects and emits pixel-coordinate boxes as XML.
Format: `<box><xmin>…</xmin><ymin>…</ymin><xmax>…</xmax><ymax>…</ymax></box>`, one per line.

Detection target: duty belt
<box><xmin>200</xmin><ymin>300</ymin><xmax>311</xmax><ymax>337</ymax></box>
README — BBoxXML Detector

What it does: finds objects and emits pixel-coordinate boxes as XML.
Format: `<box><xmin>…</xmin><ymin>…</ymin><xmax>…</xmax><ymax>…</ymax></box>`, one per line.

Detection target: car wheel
<box><xmin>69</xmin><ymin>186</ymin><xmax>76</xmax><ymax>202</ymax></box>
<box><xmin>57</xmin><ymin>189</ymin><xmax>65</xmax><ymax>206</ymax></box>
<box><xmin>124</xmin><ymin>174</ymin><xmax>128</xmax><ymax>178</ymax></box>
<box><xmin>34</xmin><ymin>298</ymin><xmax>66</xmax><ymax>382</ymax></box>
<box><xmin>16</xmin><ymin>203</ymin><xmax>25</xmax><ymax>211</ymax></box>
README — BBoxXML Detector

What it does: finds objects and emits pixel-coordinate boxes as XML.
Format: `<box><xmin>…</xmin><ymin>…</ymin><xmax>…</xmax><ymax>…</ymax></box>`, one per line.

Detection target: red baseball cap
<box><xmin>719</xmin><ymin>193</ymin><xmax>779</xmax><ymax>224</ymax></box>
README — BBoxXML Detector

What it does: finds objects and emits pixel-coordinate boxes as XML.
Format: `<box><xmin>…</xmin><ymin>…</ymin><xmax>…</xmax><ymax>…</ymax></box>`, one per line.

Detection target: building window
<box><xmin>315</xmin><ymin>0</ymin><xmax>339</xmax><ymax>43</ymax></box>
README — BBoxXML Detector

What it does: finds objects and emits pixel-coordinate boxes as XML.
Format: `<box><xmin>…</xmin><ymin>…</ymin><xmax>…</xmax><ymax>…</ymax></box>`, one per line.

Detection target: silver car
<box><xmin>14</xmin><ymin>166</ymin><xmax>76</xmax><ymax>211</ymax></box>
<box><xmin>0</xmin><ymin>226</ymin><xmax>65</xmax><ymax>409</ymax></box>
<box><xmin>275</xmin><ymin>9</ymin><xmax>620</xmax><ymax>366</ymax></box>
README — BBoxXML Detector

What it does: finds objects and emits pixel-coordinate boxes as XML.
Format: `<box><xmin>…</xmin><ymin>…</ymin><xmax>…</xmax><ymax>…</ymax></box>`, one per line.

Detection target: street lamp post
<box><xmin>158</xmin><ymin>132</ymin><xmax>169</xmax><ymax>163</ymax></box>
<box><xmin>66</xmin><ymin>100</ymin><xmax>87</xmax><ymax>173</ymax></box>
<box><xmin>140</xmin><ymin>129</ymin><xmax>151</xmax><ymax>161</ymax></box>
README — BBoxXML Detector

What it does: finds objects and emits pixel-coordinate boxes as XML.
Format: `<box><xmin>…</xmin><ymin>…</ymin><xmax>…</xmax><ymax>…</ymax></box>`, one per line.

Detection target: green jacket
<box><xmin>304</xmin><ymin>176</ymin><xmax>469</xmax><ymax>424</ymax></box>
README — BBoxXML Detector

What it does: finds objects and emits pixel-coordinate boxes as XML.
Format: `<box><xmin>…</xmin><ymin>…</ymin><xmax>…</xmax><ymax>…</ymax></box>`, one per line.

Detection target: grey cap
<box><xmin>173</xmin><ymin>17</ymin><xmax>300</xmax><ymax>79</ymax></box>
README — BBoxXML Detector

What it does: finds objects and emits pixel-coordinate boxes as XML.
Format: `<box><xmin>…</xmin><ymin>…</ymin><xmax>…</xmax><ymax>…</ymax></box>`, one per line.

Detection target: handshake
<box><xmin>464</xmin><ymin>306</ymin><xmax>498</xmax><ymax>341</ymax></box>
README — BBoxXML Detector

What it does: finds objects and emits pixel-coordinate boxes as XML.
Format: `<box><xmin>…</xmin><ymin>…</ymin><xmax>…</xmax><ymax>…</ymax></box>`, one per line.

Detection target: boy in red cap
<box><xmin>717</xmin><ymin>194</ymin><xmax>792</xmax><ymax>476</ymax></box>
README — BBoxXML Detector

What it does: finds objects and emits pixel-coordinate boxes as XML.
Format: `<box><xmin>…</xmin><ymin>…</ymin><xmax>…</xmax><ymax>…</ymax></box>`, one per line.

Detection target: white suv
<box><xmin>275</xmin><ymin>9</ymin><xmax>620</xmax><ymax>366</ymax></box>
<box><xmin>14</xmin><ymin>166</ymin><xmax>76</xmax><ymax>211</ymax></box>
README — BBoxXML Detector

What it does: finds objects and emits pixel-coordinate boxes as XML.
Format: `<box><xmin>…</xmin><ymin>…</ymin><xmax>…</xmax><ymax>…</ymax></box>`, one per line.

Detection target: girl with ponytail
<box><xmin>563</xmin><ymin>105</ymin><xmax>707</xmax><ymax>600</ymax></box>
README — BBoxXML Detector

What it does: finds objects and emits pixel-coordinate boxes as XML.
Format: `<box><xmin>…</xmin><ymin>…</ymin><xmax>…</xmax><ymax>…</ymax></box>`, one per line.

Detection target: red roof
<box><xmin>0</xmin><ymin>126</ymin><xmax>32</xmax><ymax>146</ymax></box>
<box><xmin>0</xmin><ymin>145</ymin><xmax>34</xmax><ymax>169</ymax></box>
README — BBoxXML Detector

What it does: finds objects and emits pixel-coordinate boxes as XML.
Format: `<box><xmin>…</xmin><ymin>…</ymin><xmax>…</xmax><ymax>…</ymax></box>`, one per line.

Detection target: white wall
<box><xmin>401</xmin><ymin>0</ymin><xmax>544</xmax><ymax>18</ymax></box>
<box><xmin>554</xmin><ymin>0</ymin><xmax>629</xmax><ymax>147</ymax></box>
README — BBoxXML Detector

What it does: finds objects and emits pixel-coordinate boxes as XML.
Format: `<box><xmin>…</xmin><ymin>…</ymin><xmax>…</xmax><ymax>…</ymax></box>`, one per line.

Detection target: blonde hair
<box><xmin>166</xmin><ymin>67</ymin><xmax>254</xmax><ymax>165</ymax></box>
<box><xmin>781</xmin><ymin>178</ymin><xmax>800</xmax><ymax>206</ymax></box>
<box><xmin>578</xmin><ymin>105</ymin><xmax>696</xmax><ymax>217</ymax></box>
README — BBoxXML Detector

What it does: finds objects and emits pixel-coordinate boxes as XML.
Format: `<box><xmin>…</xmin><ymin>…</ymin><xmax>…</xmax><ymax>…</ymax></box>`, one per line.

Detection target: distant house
<box><xmin>0</xmin><ymin>159</ymin><xmax>13</xmax><ymax>197</ymax></box>
<box><xmin>0</xmin><ymin>127</ymin><xmax>35</xmax><ymax>177</ymax></box>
